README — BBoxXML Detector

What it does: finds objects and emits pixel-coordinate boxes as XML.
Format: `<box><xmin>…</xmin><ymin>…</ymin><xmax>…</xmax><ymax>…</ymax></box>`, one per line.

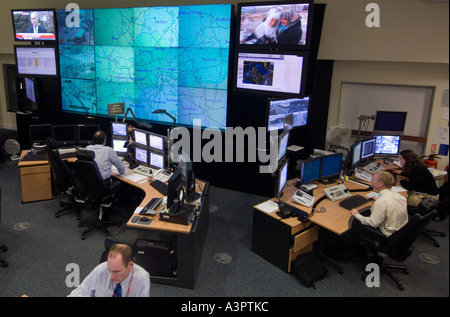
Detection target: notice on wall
<box><xmin>434</xmin><ymin>126</ymin><xmax>449</xmax><ymax>144</ymax></box>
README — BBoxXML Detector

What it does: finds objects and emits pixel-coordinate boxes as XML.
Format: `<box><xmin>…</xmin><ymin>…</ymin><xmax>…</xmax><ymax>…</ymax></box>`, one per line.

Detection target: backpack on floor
<box><xmin>291</xmin><ymin>253</ymin><xmax>327</xmax><ymax>289</ymax></box>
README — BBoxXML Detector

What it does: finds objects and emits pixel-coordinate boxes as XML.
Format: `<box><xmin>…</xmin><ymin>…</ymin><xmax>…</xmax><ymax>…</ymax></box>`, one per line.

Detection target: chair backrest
<box><xmin>387</xmin><ymin>209</ymin><xmax>437</xmax><ymax>262</ymax></box>
<box><xmin>45</xmin><ymin>145</ymin><xmax>73</xmax><ymax>194</ymax></box>
<box><xmin>74</xmin><ymin>150</ymin><xmax>107</xmax><ymax>202</ymax></box>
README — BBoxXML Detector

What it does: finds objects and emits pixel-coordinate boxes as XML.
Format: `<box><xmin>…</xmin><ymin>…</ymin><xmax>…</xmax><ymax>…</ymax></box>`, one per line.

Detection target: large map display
<box><xmin>57</xmin><ymin>5</ymin><xmax>231</xmax><ymax>129</ymax></box>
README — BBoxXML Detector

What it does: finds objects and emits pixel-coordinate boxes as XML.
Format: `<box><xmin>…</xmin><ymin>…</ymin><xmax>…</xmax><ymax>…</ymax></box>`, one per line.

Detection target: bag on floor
<box><xmin>291</xmin><ymin>253</ymin><xmax>327</xmax><ymax>289</ymax></box>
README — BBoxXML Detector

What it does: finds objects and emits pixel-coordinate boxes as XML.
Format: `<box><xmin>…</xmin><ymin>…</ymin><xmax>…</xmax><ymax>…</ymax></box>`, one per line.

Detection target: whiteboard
<box><xmin>337</xmin><ymin>83</ymin><xmax>434</xmax><ymax>154</ymax></box>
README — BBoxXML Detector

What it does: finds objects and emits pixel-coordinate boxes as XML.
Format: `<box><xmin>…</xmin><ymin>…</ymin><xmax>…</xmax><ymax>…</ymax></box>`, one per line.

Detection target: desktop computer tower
<box><xmin>134</xmin><ymin>239</ymin><xmax>177</xmax><ymax>278</ymax></box>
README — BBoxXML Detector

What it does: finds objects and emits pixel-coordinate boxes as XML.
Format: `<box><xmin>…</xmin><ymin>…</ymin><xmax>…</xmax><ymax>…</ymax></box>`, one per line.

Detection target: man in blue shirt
<box><xmin>86</xmin><ymin>130</ymin><xmax>125</xmax><ymax>183</ymax></box>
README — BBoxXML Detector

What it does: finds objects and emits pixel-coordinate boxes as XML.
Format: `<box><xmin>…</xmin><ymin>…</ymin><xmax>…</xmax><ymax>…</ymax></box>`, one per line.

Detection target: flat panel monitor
<box><xmin>267</xmin><ymin>96</ymin><xmax>309</xmax><ymax>131</ymax></box>
<box><xmin>112</xmin><ymin>138</ymin><xmax>127</xmax><ymax>156</ymax></box>
<box><xmin>52</xmin><ymin>124</ymin><xmax>76</xmax><ymax>146</ymax></box>
<box><xmin>373</xmin><ymin>111</ymin><xmax>407</xmax><ymax>133</ymax></box>
<box><xmin>277</xmin><ymin>130</ymin><xmax>290</xmax><ymax>161</ymax></box>
<box><xmin>24</xmin><ymin>77</ymin><xmax>37</xmax><ymax>103</ymax></box>
<box><xmin>148</xmin><ymin>132</ymin><xmax>166</xmax><ymax>152</ymax></box>
<box><xmin>361</xmin><ymin>138</ymin><xmax>376</xmax><ymax>160</ymax></box>
<box><xmin>275</xmin><ymin>159</ymin><xmax>289</xmax><ymax>198</ymax></box>
<box><xmin>77</xmin><ymin>124</ymin><xmax>100</xmax><ymax>145</ymax></box>
<box><xmin>320</xmin><ymin>153</ymin><xmax>342</xmax><ymax>183</ymax></box>
<box><xmin>299</xmin><ymin>156</ymin><xmax>320</xmax><ymax>185</ymax></box>
<box><xmin>149</xmin><ymin>150</ymin><xmax>166</xmax><ymax>170</ymax></box>
<box><xmin>234</xmin><ymin>51</ymin><xmax>308</xmax><ymax>97</ymax></box>
<box><xmin>14</xmin><ymin>45</ymin><xmax>59</xmax><ymax>77</ymax></box>
<box><xmin>134</xmin><ymin>146</ymin><xmax>149</xmax><ymax>167</ymax></box>
<box><xmin>29</xmin><ymin>124</ymin><xmax>52</xmax><ymax>144</ymax></box>
<box><xmin>237</xmin><ymin>1</ymin><xmax>313</xmax><ymax>51</ymax></box>
<box><xmin>11</xmin><ymin>9</ymin><xmax>57</xmax><ymax>42</ymax></box>
<box><xmin>350</xmin><ymin>140</ymin><xmax>362</xmax><ymax>167</ymax></box>
<box><xmin>374</xmin><ymin>134</ymin><xmax>401</xmax><ymax>157</ymax></box>
<box><xmin>133</xmin><ymin>128</ymin><xmax>148</xmax><ymax>147</ymax></box>
<box><xmin>111</xmin><ymin>121</ymin><xmax>128</xmax><ymax>137</ymax></box>
<box><xmin>167</xmin><ymin>168</ymin><xmax>183</xmax><ymax>209</ymax></box>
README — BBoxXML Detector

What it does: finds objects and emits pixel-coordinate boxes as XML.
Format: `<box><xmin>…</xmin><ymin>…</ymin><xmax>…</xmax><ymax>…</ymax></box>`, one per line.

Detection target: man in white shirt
<box><xmin>68</xmin><ymin>243</ymin><xmax>150</xmax><ymax>297</ymax></box>
<box><xmin>350</xmin><ymin>170</ymin><xmax>408</xmax><ymax>242</ymax></box>
<box><xmin>86</xmin><ymin>130</ymin><xmax>125</xmax><ymax>183</ymax></box>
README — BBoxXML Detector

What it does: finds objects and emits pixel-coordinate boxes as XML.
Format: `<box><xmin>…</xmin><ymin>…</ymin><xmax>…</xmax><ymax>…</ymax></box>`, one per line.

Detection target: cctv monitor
<box><xmin>29</xmin><ymin>124</ymin><xmax>52</xmax><ymax>144</ymax></box>
<box><xmin>134</xmin><ymin>146</ymin><xmax>149</xmax><ymax>166</ymax></box>
<box><xmin>361</xmin><ymin>138</ymin><xmax>376</xmax><ymax>160</ymax></box>
<box><xmin>374</xmin><ymin>134</ymin><xmax>401</xmax><ymax>157</ymax></box>
<box><xmin>149</xmin><ymin>150</ymin><xmax>166</xmax><ymax>170</ymax></box>
<box><xmin>112</xmin><ymin>138</ymin><xmax>127</xmax><ymax>156</ymax></box>
<box><xmin>148</xmin><ymin>131</ymin><xmax>166</xmax><ymax>152</ymax></box>
<box><xmin>133</xmin><ymin>128</ymin><xmax>148</xmax><ymax>147</ymax></box>
<box><xmin>275</xmin><ymin>159</ymin><xmax>288</xmax><ymax>198</ymax></box>
<box><xmin>77</xmin><ymin>124</ymin><xmax>100</xmax><ymax>145</ymax></box>
<box><xmin>267</xmin><ymin>96</ymin><xmax>309</xmax><ymax>131</ymax></box>
<box><xmin>111</xmin><ymin>121</ymin><xmax>128</xmax><ymax>137</ymax></box>
<box><xmin>277</xmin><ymin>130</ymin><xmax>290</xmax><ymax>161</ymax></box>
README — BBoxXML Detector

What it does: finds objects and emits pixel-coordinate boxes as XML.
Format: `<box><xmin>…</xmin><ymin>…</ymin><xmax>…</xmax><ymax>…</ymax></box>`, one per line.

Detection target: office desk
<box><xmin>252</xmin><ymin>159</ymin><xmax>407</xmax><ymax>272</ymax></box>
<box><xmin>110</xmin><ymin>172</ymin><xmax>209</xmax><ymax>289</ymax></box>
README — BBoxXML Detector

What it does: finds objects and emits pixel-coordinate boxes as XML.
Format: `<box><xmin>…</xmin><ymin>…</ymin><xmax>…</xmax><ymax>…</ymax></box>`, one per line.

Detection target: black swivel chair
<box><xmin>74</xmin><ymin>150</ymin><xmax>122</xmax><ymax>240</ymax></box>
<box><xmin>44</xmin><ymin>140</ymin><xmax>81</xmax><ymax>219</ymax></box>
<box><xmin>355</xmin><ymin>209</ymin><xmax>437</xmax><ymax>290</ymax></box>
<box><xmin>1</xmin><ymin>187</ymin><xmax>8</xmax><ymax>268</ymax></box>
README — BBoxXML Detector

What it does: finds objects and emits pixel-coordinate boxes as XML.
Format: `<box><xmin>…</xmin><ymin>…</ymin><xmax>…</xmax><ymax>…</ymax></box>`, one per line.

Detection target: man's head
<box><xmin>30</xmin><ymin>12</ymin><xmax>39</xmax><ymax>27</ymax></box>
<box><xmin>371</xmin><ymin>170</ymin><xmax>395</xmax><ymax>191</ymax></box>
<box><xmin>92</xmin><ymin>130</ymin><xmax>107</xmax><ymax>145</ymax></box>
<box><xmin>107</xmin><ymin>244</ymin><xmax>134</xmax><ymax>284</ymax></box>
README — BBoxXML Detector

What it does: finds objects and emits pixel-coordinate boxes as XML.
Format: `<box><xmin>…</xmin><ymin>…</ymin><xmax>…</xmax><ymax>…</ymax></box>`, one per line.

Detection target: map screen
<box><xmin>57</xmin><ymin>5</ymin><xmax>231</xmax><ymax>129</ymax></box>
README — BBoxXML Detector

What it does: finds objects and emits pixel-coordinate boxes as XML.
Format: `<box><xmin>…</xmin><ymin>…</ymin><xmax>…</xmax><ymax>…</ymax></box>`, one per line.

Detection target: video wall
<box><xmin>57</xmin><ymin>5</ymin><xmax>231</xmax><ymax>129</ymax></box>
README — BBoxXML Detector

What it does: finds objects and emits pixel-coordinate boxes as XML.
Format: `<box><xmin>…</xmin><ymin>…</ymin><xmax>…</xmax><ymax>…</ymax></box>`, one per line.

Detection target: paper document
<box><xmin>255</xmin><ymin>200</ymin><xmax>279</xmax><ymax>214</ymax></box>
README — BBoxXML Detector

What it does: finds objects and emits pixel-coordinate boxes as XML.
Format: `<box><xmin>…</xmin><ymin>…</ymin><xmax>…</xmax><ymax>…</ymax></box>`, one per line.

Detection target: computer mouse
<box><xmin>140</xmin><ymin>216</ymin><xmax>150</xmax><ymax>222</ymax></box>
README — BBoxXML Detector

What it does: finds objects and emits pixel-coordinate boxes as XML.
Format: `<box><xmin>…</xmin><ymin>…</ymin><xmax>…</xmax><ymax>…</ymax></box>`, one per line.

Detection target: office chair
<box><xmin>74</xmin><ymin>150</ymin><xmax>122</xmax><ymax>240</ymax></box>
<box><xmin>355</xmin><ymin>209</ymin><xmax>437</xmax><ymax>290</ymax></box>
<box><xmin>44</xmin><ymin>139</ymin><xmax>81</xmax><ymax>219</ymax></box>
<box><xmin>1</xmin><ymin>187</ymin><xmax>8</xmax><ymax>268</ymax></box>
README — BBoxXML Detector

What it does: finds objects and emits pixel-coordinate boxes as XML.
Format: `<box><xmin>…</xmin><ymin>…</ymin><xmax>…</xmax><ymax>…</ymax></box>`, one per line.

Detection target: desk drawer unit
<box><xmin>20</xmin><ymin>164</ymin><xmax>52</xmax><ymax>202</ymax></box>
<box><xmin>252</xmin><ymin>207</ymin><xmax>318</xmax><ymax>272</ymax></box>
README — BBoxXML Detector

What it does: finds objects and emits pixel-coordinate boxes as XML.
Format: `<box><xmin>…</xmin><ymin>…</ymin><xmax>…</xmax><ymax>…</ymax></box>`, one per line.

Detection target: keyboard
<box><xmin>339</xmin><ymin>194</ymin><xmax>369</xmax><ymax>210</ymax></box>
<box><xmin>150</xmin><ymin>179</ymin><xmax>168</xmax><ymax>196</ymax></box>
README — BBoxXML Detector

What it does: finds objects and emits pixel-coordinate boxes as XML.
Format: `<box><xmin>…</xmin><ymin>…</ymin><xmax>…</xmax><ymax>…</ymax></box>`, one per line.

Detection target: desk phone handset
<box><xmin>354</xmin><ymin>168</ymin><xmax>372</xmax><ymax>182</ymax></box>
<box><xmin>292</xmin><ymin>188</ymin><xmax>315</xmax><ymax>207</ymax></box>
<box><xmin>323</xmin><ymin>184</ymin><xmax>352</xmax><ymax>201</ymax></box>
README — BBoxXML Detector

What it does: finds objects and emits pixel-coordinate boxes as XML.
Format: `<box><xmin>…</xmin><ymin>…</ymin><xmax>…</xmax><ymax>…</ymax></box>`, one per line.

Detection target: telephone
<box><xmin>323</xmin><ymin>184</ymin><xmax>352</xmax><ymax>201</ymax></box>
<box><xmin>292</xmin><ymin>188</ymin><xmax>315</xmax><ymax>207</ymax></box>
<box><xmin>354</xmin><ymin>168</ymin><xmax>372</xmax><ymax>182</ymax></box>
<box><xmin>153</xmin><ymin>169</ymin><xmax>172</xmax><ymax>182</ymax></box>
<box><xmin>363</xmin><ymin>162</ymin><xmax>384</xmax><ymax>173</ymax></box>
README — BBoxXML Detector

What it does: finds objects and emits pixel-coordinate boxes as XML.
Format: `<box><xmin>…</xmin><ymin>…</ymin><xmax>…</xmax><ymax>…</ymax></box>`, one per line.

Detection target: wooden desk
<box><xmin>252</xmin><ymin>159</ymin><xmax>408</xmax><ymax>272</ymax></box>
<box><xmin>111</xmin><ymin>171</ymin><xmax>210</xmax><ymax>289</ymax></box>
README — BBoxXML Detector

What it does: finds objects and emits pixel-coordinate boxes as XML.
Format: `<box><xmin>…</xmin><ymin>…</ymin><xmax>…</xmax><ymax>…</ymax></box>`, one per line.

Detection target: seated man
<box><xmin>68</xmin><ymin>243</ymin><xmax>150</xmax><ymax>297</ymax></box>
<box><xmin>350</xmin><ymin>170</ymin><xmax>408</xmax><ymax>244</ymax></box>
<box><xmin>85</xmin><ymin>130</ymin><xmax>125</xmax><ymax>183</ymax></box>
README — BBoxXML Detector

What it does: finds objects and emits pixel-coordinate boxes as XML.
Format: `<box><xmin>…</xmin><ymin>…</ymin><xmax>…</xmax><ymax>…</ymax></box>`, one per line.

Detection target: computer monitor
<box><xmin>177</xmin><ymin>150</ymin><xmax>199</xmax><ymax>202</ymax></box>
<box><xmin>299</xmin><ymin>156</ymin><xmax>321</xmax><ymax>185</ymax></box>
<box><xmin>52</xmin><ymin>124</ymin><xmax>76</xmax><ymax>146</ymax></box>
<box><xmin>133</xmin><ymin>128</ymin><xmax>148</xmax><ymax>147</ymax></box>
<box><xmin>134</xmin><ymin>146</ymin><xmax>148</xmax><ymax>166</ymax></box>
<box><xmin>112</xmin><ymin>138</ymin><xmax>127</xmax><ymax>156</ymax></box>
<box><xmin>149</xmin><ymin>150</ymin><xmax>166</xmax><ymax>170</ymax></box>
<box><xmin>373</xmin><ymin>111</ymin><xmax>407</xmax><ymax>133</ymax></box>
<box><xmin>148</xmin><ymin>131</ymin><xmax>166</xmax><ymax>152</ymax></box>
<box><xmin>111</xmin><ymin>121</ymin><xmax>128</xmax><ymax>137</ymax></box>
<box><xmin>11</xmin><ymin>9</ymin><xmax>57</xmax><ymax>42</ymax></box>
<box><xmin>167</xmin><ymin>168</ymin><xmax>183</xmax><ymax>209</ymax></box>
<box><xmin>29</xmin><ymin>124</ymin><xmax>52</xmax><ymax>144</ymax></box>
<box><xmin>275</xmin><ymin>159</ymin><xmax>289</xmax><ymax>198</ymax></box>
<box><xmin>361</xmin><ymin>138</ymin><xmax>376</xmax><ymax>160</ymax></box>
<box><xmin>14</xmin><ymin>45</ymin><xmax>59</xmax><ymax>78</ymax></box>
<box><xmin>320</xmin><ymin>153</ymin><xmax>342</xmax><ymax>184</ymax></box>
<box><xmin>77</xmin><ymin>124</ymin><xmax>100</xmax><ymax>145</ymax></box>
<box><xmin>277</xmin><ymin>130</ymin><xmax>290</xmax><ymax>162</ymax></box>
<box><xmin>350</xmin><ymin>140</ymin><xmax>362</xmax><ymax>167</ymax></box>
<box><xmin>374</xmin><ymin>134</ymin><xmax>401</xmax><ymax>157</ymax></box>
<box><xmin>267</xmin><ymin>96</ymin><xmax>310</xmax><ymax>131</ymax></box>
